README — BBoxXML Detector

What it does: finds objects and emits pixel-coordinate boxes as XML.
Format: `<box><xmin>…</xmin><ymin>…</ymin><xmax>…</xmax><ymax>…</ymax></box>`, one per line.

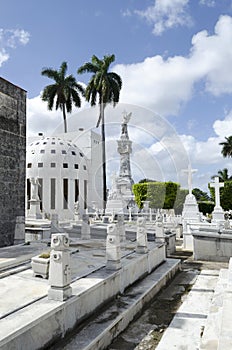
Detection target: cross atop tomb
<box><xmin>183</xmin><ymin>164</ymin><xmax>197</xmax><ymax>195</ymax></box>
<box><xmin>210</xmin><ymin>176</ymin><xmax>224</xmax><ymax>208</ymax></box>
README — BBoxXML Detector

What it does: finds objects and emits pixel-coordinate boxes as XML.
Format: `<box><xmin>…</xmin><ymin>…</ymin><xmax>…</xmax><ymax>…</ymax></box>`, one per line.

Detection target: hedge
<box><xmin>133</xmin><ymin>181</ymin><xmax>180</xmax><ymax>210</ymax></box>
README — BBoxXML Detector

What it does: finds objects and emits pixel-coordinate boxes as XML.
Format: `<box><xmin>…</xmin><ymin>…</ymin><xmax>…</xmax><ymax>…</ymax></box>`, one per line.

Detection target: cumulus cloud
<box><xmin>0</xmin><ymin>28</ymin><xmax>30</xmax><ymax>67</ymax></box>
<box><xmin>27</xmin><ymin>15</ymin><xmax>232</xmax><ymax>191</ymax></box>
<box><xmin>135</xmin><ymin>0</ymin><xmax>193</xmax><ymax>35</ymax></box>
<box><xmin>213</xmin><ymin>110</ymin><xmax>232</xmax><ymax>138</ymax></box>
<box><xmin>114</xmin><ymin>15</ymin><xmax>232</xmax><ymax>116</ymax></box>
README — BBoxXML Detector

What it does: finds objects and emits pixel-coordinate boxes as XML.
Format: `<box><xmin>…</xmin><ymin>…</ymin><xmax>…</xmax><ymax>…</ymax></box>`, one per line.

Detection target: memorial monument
<box><xmin>210</xmin><ymin>176</ymin><xmax>224</xmax><ymax>223</ymax></box>
<box><xmin>106</xmin><ymin>111</ymin><xmax>135</xmax><ymax>215</ymax></box>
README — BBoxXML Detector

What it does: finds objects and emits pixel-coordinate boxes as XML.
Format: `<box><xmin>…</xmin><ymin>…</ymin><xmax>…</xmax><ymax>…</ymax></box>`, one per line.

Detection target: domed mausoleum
<box><xmin>26</xmin><ymin>136</ymin><xmax>89</xmax><ymax>220</ymax></box>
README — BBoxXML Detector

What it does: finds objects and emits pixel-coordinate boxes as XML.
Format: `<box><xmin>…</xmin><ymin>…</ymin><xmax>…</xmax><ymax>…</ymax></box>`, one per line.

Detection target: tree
<box><xmin>219</xmin><ymin>136</ymin><xmax>232</xmax><ymax>158</ymax></box>
<box><xmin>78</xmin><ymin>54</ymin><xmax>122</xmax><ymax>210</ymax></box>
<box><xmin>211</xmin><ymin>168</ymin><xmax>232</xmax><ymax>182</ymax></box>
<box><xmin>192</xmin><ymin>188</ymin><xmax>211</xmax><ymax>201</ymax></box>
<box><xmin>139</xmin><ymin>178</ymin><xmax>156</xmax><ymax>183</ymax></box>
<box><xmin>41</xmin><ymin>61</ymin><xmax>84</xmax><ymax>133</ymax></box>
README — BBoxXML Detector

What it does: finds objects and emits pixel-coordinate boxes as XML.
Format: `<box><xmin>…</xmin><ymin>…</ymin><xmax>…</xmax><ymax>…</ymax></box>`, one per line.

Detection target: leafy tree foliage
<box><xmin>78</xmin><ymin>54</ymin><xmax>122</xmax><ymax>209</ymax></box>
<box><xmin>211</xmin><ymin>168</ymin><xmax>232</xmax><ymax>182</ymax></box>
<box><xmin>219</xmin><ymin>136</ymin><xmax>232</xmax><ymax>158</ymax></box>
<box><xmin>138</xmin><ymin>178</ymin><xmax>156</xmax><ymax>183</ymax></box>
<box><xmin>192</xmin><ymin>188</ymin><xmax>211</xmax><ymax>201</ymax></box>
<box><xmin>41</xmin><ymin>61</ymin><xmax>84</xmax><ymax>133</ymax></box>
<box><xmin>133</xmin><ymin>181</ymin><xmax>180</xmax><ymax>210</ymax></box>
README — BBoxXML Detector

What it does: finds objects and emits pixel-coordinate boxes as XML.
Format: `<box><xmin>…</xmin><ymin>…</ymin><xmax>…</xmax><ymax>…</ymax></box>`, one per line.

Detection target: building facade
<box><xmin>0</xmin><ymin>77</ymin><xmax>26</xmax><ymax>246</ymax></box>
<box><xmin>26</xmin><ymin>130</ymin><xmax>103</xmax><ymax>220</ymax></box>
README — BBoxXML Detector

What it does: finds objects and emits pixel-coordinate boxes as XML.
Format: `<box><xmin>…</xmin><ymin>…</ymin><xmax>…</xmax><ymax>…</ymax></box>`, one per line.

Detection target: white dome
<box><xmin>26</xmin><ymin>136</ymin><xmax>88</xmax><ymax>174</ymax></box>
<box><xmin>26</xmin><ymin>136</ymin><xmax>89</xmax><ymax>220</ymax></box>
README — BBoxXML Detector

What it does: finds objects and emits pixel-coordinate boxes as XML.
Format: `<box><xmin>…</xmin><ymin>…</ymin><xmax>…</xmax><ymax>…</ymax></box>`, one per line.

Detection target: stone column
<box><xmin>81</xmin><ymin>214</ymin><xmax>91</xmax><ymax>239</ymax></box>
<box><xmin>117</xmin><ymin>214</ymin><xmax>126</xmax><ymax>242</ymax></box>
<box><xmin>48</xmin><ymin>233</ymin><xmax>72</xmax><ymax>301</ymax></box>
<box><xmin>106</xmin><ymin>224</ymin><xmax>121</xmax><ymax>270</ymax></box>
<box><xmin>51</xmin><ymin>214</ymin><xmax>59</xmax><ymax>233</ymax></box>
<box><xmin>156</xmin><ymin>214</ymin><xmax>164</xmax><ymax>239</ymax></box>
<box><xmin>136</xmin><ymin>217</ymin><xmax>148</xmax><ymax>254</ymax></box>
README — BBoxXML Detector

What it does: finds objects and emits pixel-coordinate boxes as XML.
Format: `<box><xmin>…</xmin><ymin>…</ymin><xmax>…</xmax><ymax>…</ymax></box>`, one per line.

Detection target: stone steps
<box><xmin>155</xmin><ymin>269</ymin><xmax>219</xmax><ymax>350</ymax></box>
<box><xmin>50</xmin><ymin>259</ymin><xmax>180</xmax><ymax>350</ymax></box>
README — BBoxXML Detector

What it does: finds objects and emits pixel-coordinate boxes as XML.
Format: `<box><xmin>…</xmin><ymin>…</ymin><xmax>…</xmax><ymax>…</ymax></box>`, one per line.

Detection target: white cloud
<box><xmin>0</xmin><ymin>48</ymin><xmax>9</xmax><ymax>66</ymax></box>
<box><xmin>114</xmin><ymin>15</ymin><xmax>232</xmax><ymax>116</ymax></box>
<box><xmin>0</xmin><ymin>28</ymin><xmax>30</xmax><ymax>66</ymax></box>
<box><xmin>27</xmin><ymin>15</ymin><xmax>232</xmax><ymax>191</ymax></box>
<box><xmin>213</xmin><ymin>110</ymin><xmax>232</xmax><ymax>138</ymax></box>
<box><xmin>191</xmin><ymin>15</ymin><xmax>232</xmax><ymax>95</ymax></box>
<box><xmin>136</xmin><ymin>0</ymin><xmax>192</xmax><ymax>35</ymax></box>
<box><xmin>199</xmin><ymin>0</ymin><xmax>216</xmax><ymax>7</ymax></box>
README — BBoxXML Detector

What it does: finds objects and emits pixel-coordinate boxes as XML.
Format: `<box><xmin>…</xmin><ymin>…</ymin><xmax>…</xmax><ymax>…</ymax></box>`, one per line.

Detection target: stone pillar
<box><xmin>48</xmin><ymin>233</ymin><xmax>72</xmax><ymax>301</ymax></box>
<box><xmin>51</xmin><ymin>214</ymin><xmax>59</xmax><ymax>233</ymax></box>
<box><xmin>117</xmin><ymin>214</ymin><xmax>126</xmax><ymax>242</ymax></box>
<box><xmin>14</xmin><ymin>216</ymin><xmax>25</xmax><ymax>242</ymax></box>
<box><xmin>156</xmin><ymin>215</ymin><xmax>164</xmax><ymax>239</ymax></box>
<box><xmin>81</xmin><ymin>214</ymin><xmax>91</xmax><ymax>239</ymax></box>
<box><xmin>136</xmin><ymin>217</ymin><xmax>148</xmax><ymax>254</ymax></box>
<box><xmin>106</xmin><ymin>224</ymin><xmax>121</xmax><ymax>270</ymax></box>
<box><xmin>27</xmin><ymin>199</ymin><xmax>42</xmax><ymax>219</ymax></box>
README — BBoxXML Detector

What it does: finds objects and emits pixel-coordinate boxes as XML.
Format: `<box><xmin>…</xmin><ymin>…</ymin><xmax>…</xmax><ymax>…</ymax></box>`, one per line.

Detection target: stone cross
<box><xmin>183</xmin><ymin>164</ymin><xmax>197</xmax><ymax>195</ymax></box>
<box><xmin>210</xmin><ymin>176</ymin><xmax>224</xmax><ymax>208</ymax></box>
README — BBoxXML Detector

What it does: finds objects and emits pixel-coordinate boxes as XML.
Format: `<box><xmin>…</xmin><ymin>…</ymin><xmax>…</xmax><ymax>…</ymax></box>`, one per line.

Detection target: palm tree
<box><xmin>77</xmin><ymin>54</ymin><xmax>122</xmax><ymax>210</ymax></box>
<box><xmin>41</xmin><ymin>61</ymin><xmax>84</xmax><ymax>133</ymax></box>
<box><xmin>211</xmin><ymin>168</ymin><xmax>232</xmax><ymax>182</ymax></box>
<box><xmin>219</xmin><ymin>136</ymin><xmax>232</xmax><ymax>158</ymax></box>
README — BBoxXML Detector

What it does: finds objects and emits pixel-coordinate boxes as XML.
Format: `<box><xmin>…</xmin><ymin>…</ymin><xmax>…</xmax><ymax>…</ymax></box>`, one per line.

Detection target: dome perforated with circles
<box><xmin>26</xmin><ymin>136</ymin><xmax>88</xmax><ymax>171</ymax></box>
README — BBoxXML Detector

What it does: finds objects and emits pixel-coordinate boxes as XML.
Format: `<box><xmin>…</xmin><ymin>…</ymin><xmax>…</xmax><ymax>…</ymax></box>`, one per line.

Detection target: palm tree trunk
<box><xmin>62</xmin><ymin>104</ymin><xmax>67</xmax><ymax>133</ymax></box>
<box><xmin>100</xmin><ymin>102</ymin><xmax>107</xmax><ymax>213</ymax></box>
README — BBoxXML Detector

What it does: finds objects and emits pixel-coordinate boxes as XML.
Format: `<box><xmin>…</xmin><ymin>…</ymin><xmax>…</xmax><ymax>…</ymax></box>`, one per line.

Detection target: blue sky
<box><xmin>1</xmin><ymin>0</ymin><xmax>232</xmax><ymax>192</ymax></box>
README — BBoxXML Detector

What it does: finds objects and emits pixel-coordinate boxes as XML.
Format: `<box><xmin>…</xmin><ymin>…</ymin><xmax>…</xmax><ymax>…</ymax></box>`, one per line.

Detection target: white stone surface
<box><xmin>156</xmin><ymin>270</ymin><xmax>219</xmax><ymax>350</ymax></box>
<box><xmin>0</xmin><ymin>241</ymin><xmax>167</xmax><ymax>350</ymax></box>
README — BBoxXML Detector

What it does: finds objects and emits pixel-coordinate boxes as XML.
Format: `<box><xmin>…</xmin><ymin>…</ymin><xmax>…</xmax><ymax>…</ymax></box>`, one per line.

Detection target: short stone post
<box><xmin>136</xmin><ymin>217</ymin><xmax>148</xmax><ymax>254</ymax></box>
<box><xmin>81</xmin><ymin>214</ymin><xmax>91</xmax><ymax>239</ymax></box>
<box><xmin>155</xmin><ymin>214</ymin><xmax>164</xmax><ymax>239</ymax></box>
<box><xmin>106</xmin><ymin>224</ymin><xmax>121</xmax><ymax>270</ymax></box>
<box><xmin>117</xmin><ymin>214</ymin><xmax>126</xmax><ymax>242</ymax></box>
<box><xmin>48</xmin><ymin>233</ymin><xmax>72</xmax><ymax>301</ymax></box>
<box><xmin>51</xmin><ymin>214</ymin><xmax>59</xmax><ymax>233</ymax></box>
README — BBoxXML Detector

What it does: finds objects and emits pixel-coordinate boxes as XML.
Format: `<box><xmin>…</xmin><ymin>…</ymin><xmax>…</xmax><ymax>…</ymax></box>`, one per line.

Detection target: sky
<box><xmin>1</xmin><ymin>0</ymin><xmax>232</xmax><ymax>192</ymax></box>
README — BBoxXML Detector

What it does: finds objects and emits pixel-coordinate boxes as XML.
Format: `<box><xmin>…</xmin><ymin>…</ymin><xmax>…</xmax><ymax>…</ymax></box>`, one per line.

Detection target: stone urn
<box><xmin>31</xmin><ymin>253</ymin><xmax>50</xmax><ymax>279</ymax></box>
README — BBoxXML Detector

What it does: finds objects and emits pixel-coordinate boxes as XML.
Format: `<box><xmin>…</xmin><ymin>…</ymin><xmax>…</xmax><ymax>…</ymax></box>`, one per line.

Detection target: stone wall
<box><xmin>0</xmin><ymin>77</ymin><xmax>26</xmax><ymax>246</ymax></box>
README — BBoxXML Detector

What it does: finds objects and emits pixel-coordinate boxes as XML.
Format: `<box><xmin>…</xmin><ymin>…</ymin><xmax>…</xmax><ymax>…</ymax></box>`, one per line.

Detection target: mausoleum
<box><xmin>26</xmin><ymin>135</ymin><xmax>90</xmax><ymax>220</ymax></box>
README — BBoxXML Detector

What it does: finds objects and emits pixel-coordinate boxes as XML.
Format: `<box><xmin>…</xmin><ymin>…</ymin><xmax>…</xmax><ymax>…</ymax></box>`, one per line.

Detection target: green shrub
<box><xmin>133</xmin><ymin>181</ymin><xmax>180</xmax><ymax>210</ymax></box>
